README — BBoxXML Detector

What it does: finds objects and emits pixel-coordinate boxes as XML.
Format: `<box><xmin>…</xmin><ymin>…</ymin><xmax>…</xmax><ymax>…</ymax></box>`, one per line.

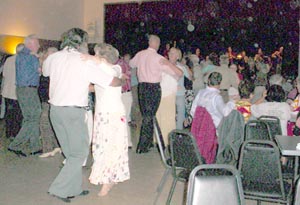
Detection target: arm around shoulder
<box><xmin>109</xmin><ymin>77</ymin><xmax>122</xmax><ymax>87</ymax></box>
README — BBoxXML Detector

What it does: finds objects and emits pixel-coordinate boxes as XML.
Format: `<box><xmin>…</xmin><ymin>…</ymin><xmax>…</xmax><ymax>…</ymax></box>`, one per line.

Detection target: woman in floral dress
<box><xmin>88</xmin><ymin>43</ymin><xmax>130</xmax><ymax>196</ymax></box>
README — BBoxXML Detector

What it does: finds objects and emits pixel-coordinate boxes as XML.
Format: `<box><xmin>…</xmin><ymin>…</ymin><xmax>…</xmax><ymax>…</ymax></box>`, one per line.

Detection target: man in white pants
<box><xmin>117</xmin><ymin>54</ymin><xmax>133</xmax><ymax>148</ymax></box>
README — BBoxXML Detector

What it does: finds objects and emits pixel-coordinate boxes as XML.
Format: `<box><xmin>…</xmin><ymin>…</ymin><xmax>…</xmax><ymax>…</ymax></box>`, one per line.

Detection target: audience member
<box><xmin>175</xmin><ymin>49</ymin><xmax>191</xmax><ymax>129</ymax></box>
<box><xmin>117</xmin><ymin>53</ymin><xmax>133</xmax><ymax>149</ymax></box>
<box><xmin>1</xmin><ymin>43</ymin><xmax>24</xmax><ymax>140</ymax></box>
<box><xmin>191</xmin><ymin>72</ymin><xmax>235</xmax><ymax>130</ymax></box>
<box><xmin>205</xmin><ymin>54</ymin><xmax>239</xmax><ymax>102</ymax></box>
<box><xmin>251</xmin><ymin>84</ymin><xmax>291</xmax><ymax>135</ymax></box>
<box><xmin>269</xmin><ymin>74</ymin><xmax>283</xmax><ymax>86</ymax></box>
<box><xmin>235</xmin><ymin>80</ymin><xmax>255</xmax><ymax>122</ymax></box>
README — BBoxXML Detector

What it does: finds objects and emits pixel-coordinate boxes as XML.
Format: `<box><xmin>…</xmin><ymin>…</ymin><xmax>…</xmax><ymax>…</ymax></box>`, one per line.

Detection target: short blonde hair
<box><xmin>94</xmin><ymin>43</ymin><xmax>119</xmax><ymax>64</ymax></box>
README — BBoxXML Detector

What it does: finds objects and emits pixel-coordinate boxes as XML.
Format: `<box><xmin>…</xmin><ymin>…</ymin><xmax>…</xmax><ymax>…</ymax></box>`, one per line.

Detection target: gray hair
<box><xmin>189</xmin><ymin>54</ymin><xmax>199</xmax><ymax>66</ymax></box>
<box><xmin>16</xmin><ymin>43</ymin><xmax>25</xmax><ymax>53</ymax></box>
<box><xmin>269</xmin><ymin>74</ymin><xmax>283</xmax><ymax>86</ymax></box>
<box><xmin>94</xmin><ymin>43</ymin><xmax>119</xmax><ymax>64</ymax></box>
<box><xmin>47</xmin><ymin>47</ymin><xmax>58</xmax><ymax>54</ymax></box>
<box><xmin>148</xmin><ymin>35</ymin><xmax>160</xmax><ymax>44</ymax></box>
<box><xmin>219</xmin><ymin>54</ymin><xmax>229</xmax><ymax>65</ymax></box>
<box><xmin>24</xmin><ymin>34</ymin><xmax>38</xmax><ymax>46</ymax></box>
<box><xmin>208</xmin><ymin>72</ymin><xmax>222</xmax><ymax>86</ymax></box>
<box><xmin>60</xmin><ymin>28</ymin><xmax>88</xmax><ymax>50</ymax></box>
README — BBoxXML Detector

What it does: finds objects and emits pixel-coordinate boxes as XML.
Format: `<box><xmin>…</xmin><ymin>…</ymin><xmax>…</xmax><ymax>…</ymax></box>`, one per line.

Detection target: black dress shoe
<box><xmin>49</xmin><ymin>193</ymin><xmax>71</xmax><ymax>203</ymax></box>
<box><xmin>30</xmin><ymin>150</ymin><xmax>43</xmax><ymax>156</ymax></box>
<box><xmin>136</xmin><ymin>148</ymin><xmax>149</xmax><ymax>154</ymax></box>
<box><xmin>67</xmin><ymin>190</ymin><xmax>89</xmax><ymax>199</ymax></box>
<box><xmin>7</xmin><ymin>148</ymin><xmax>27</xmax><ymax>157</ymax></box>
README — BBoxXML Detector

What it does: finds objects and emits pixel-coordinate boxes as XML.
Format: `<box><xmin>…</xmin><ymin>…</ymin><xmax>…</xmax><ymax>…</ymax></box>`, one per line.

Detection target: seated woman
<box><xmin>292</xmin><ymin>112</ymin><xmax>300</xmax><ymax>136</ymax></box>
<box><xmin>287</xmin><ymin>77</ymin><xmax>300</xmax><ymax>110</ymax></box>
<box><xmin>251</xmin><ymin>84</ymin><xmax>292</xmax><ymax>135</ymax></box>
<box><xmin>235</xmin><ymin>80</ymin><xmax>255</xmax><ymax>122</ymax></box>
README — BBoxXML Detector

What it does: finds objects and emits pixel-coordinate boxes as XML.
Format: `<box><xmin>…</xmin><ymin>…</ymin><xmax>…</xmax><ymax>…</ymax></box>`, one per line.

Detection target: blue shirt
<box><xmin>15</xmin><ymin>47</ymin><xmax>40</xmax><ymax>87</ymax></box>
<box><xmin>176</xmin><ymin>63</ymin><xmax>190</xmax><ymax>96</ymax></box>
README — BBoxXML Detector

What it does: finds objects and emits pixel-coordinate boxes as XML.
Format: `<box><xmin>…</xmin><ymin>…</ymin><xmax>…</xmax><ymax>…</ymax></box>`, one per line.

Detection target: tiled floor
<box><xmin>0</xmin><ymin>120</ymin><xmax>287</xmax><ymax>205</ymax></box>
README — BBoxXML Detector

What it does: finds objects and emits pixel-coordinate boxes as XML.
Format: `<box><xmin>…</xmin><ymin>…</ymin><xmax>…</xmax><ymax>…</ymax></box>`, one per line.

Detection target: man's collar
<box><xmin>148</xmin><ymin>47</ymin><xmax>157</xmax><ymax>52</ymax></box>
<box><xmin>207</xmin><ymin>86</ymin><xmax>220</xmax><ymax>92</ymax></box>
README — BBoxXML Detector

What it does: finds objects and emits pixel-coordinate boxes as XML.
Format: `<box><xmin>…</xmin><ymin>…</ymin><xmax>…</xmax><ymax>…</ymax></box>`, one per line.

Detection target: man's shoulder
<box><xmin>49</xmin><ymin>49</ymin><xmax>81</xmax><ymax>60</ymax></box>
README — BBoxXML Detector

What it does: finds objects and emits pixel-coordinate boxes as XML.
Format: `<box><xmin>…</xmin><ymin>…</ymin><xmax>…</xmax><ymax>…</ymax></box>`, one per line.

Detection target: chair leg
<box><xmin>156</xmin><ymin>168</ymin><xmax>171</xmax><ymax>192</ymax></box>
<box><xmin>154</xmin><ymin>168</ymin><xmax>171</xmax><ymax>205</ymax></box>
<box><xmin>166</xmin><ymin>178</ymin><xmax>178</xmax><ymax>205</ymax></box>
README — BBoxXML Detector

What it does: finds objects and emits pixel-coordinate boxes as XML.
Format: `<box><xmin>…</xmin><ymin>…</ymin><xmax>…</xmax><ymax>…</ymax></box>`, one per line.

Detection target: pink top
<box><xmin>117</xmin><ymin>58</ymin><xmax>131</xmax><ymax>92</ymax></box>
<box><xmin>129</xmin><ymin>47</ymin><xmax>175</xmax><ymax>83</ymax></box>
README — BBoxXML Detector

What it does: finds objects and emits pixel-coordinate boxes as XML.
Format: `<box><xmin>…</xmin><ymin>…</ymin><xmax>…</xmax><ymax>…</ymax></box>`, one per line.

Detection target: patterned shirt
<box><xmin>16</xmin><ymin>47</ymin><xmax>40</xmax><ymax>87</ymax></box>
<box><xmin>117</xmin><ymin>58</ymin><xmax>131</xmax><ymax>92</ymax></box>
<box><xmin>236</xmin><ymin>100</ymin><xmax>252</xmax><ymax>122</ymax></box>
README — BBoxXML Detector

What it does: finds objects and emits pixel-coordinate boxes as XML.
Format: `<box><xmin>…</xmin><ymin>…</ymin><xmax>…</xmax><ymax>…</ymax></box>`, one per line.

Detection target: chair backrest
<box><xmin>238</xmin><ymin>140</ymin><xmax>287</xmax><ymax>201</ymax></box>
<box><xmin>258</xmin><ymin>115</ymin><xmax>282</xmax><ymax>139</ymax></box>
<box><xmin>186</xmin><ymin>164</ymin><xmax>245</xmax><ymax>205</ymax></box>
<box><xmin>244</xmin><ymin>120</ymin><xmax>272</xmax><ymax>141</ymax></box>
<box><xmin>169</xmin><ymin>129</ymin><xmax>204</xmax><ymax>177</ymax></box>
<box><xmin>294</xmin><ymin>176</ymin><xmax>300</xmax><ymax>205</ymax></box>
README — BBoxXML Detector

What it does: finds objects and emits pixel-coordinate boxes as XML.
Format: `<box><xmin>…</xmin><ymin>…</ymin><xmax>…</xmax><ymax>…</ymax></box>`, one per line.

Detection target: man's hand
<box><xmin>159</xmin><ymin>58</ymin><xmax>170</xmax><ymax>66</ymax></box>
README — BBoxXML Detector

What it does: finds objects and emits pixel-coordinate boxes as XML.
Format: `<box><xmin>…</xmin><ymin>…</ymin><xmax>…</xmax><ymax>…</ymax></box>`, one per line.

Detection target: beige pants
<box><xmin>122</xmin><ymin>91</ymin><xmax>133</xmax><ymax>147</ymax></box>
<box><xmin>156</xmin><ymin>93</ymin><xmax>176</xmax><ymax>145</ymax></box>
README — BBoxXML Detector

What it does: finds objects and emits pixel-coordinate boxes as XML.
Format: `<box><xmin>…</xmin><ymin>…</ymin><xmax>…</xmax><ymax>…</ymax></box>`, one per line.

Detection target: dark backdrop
<box><xmin>104</xmin><ymin>0</ymin><xmax>299</xmax><ymax>76</ymax></box>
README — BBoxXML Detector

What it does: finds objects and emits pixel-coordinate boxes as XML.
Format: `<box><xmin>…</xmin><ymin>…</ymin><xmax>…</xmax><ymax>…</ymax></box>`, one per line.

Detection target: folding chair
<box><xmin>186</xmin><ymin>164</ymin><xmax>245</xmax><ymax>205</ymax></box>
<box><xmin>167</xmin><ymin>129</ymin><xmax>204</xmax><ymax>205</ymax></box>
<box><xmin>258</xmin><ymin>115</ymin><xmax>282</xmax><ymax>139</ymax></box>
<box><xmin>238</xmin><ymin>140</ymin><xmax>293</xmax><ymax>204</ymax></box>
<box><xmin>244</xmin><ymin>120</ymin><xmax>272</xmax><ymax>141</ymax></box>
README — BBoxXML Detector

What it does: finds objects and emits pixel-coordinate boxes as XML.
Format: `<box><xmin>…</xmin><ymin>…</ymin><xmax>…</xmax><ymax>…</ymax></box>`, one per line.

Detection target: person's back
<box><xmin>44</xmin><ymin>48</ymin><xmax>113</xmax><ymax>107</ymax></box>
<box><xmin>251</xmin><ymin>85</ymin><xmax>291</xmax><ymax>135</ymax></box>
<box><xmin>130</xmin><ymin>47</ymin><xmax>164</xmax><ymax>83</ymax></box>
<box><xmin>44</xmin><ymin>48</ymin><xmax>89</xmax><ymax>106</ymax></box>
<box><xmin>2</xmin><ymin>55</ymin><xmax>17</xmax><ymax>99</ymax></box>
<box><xmin>191</xmin><ymin>72</ymin><xmax>235</xmax><ymax>128</ymax></box>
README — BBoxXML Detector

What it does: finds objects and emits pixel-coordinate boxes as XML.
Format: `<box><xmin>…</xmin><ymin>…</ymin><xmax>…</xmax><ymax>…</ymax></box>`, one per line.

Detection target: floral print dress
<box><xmin>89</xmin><ymin>65</ymin><xmax>130</xmax><ymax>185</ymax></box>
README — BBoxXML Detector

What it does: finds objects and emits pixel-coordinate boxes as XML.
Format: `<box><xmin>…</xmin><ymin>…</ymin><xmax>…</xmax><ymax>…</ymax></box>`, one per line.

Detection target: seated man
<box><xmin>190</xmin><ymin>72</ymin><xmax>235</xmax><ymax>130</ymax></box>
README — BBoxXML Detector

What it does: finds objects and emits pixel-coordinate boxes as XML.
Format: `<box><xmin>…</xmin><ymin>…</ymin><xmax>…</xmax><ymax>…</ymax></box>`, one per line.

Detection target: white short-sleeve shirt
<box><xmin>43</xmin><ymin>47</ymin><xmax>113</xmax><ymax>107</ymax></box>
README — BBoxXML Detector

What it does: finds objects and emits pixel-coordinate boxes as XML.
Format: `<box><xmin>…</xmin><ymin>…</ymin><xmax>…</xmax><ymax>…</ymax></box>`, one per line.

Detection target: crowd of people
<box><xmin>0</xmin><ymin>27</ymin><xmax>299</xmax><ymax>202</ymax></box>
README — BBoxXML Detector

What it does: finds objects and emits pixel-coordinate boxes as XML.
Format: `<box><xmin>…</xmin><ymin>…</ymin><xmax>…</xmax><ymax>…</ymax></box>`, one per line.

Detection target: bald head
<box><xmin>148</xmin><ymin>35</ymin><xmax>160</xmax><ymax>51</ymax></box>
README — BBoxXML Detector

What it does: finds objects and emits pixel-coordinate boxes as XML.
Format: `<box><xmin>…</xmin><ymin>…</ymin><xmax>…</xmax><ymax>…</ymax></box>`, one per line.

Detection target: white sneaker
<box><xmin>39</xmin><ymin>148</ymin><xmax>61</xmax><ymax>158</ymax></box>
<box><xmin>39</xmin><ymin>151</ymin><xmax>53</xmax><ymax>158</ymax></box>
<box><xmin>62</xmin><ymin>158</ymin><xmax>87</xmax><ymax>167</ymax></box>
